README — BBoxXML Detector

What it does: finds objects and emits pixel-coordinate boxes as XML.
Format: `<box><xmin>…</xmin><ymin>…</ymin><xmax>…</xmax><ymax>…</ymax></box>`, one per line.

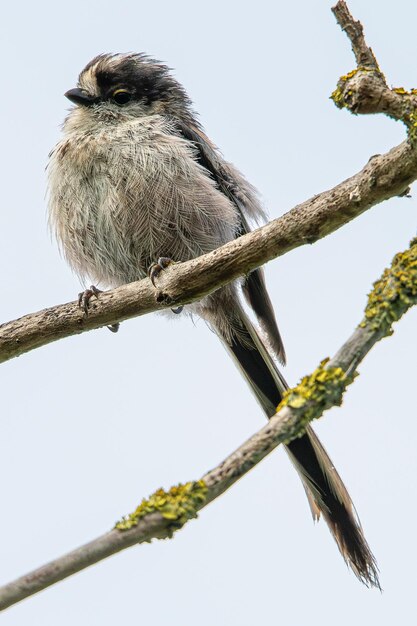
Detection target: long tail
<box><xmin>214</xmin><ymin>303</ymin><xmax>380</xmax><ymax>588</ymax></box>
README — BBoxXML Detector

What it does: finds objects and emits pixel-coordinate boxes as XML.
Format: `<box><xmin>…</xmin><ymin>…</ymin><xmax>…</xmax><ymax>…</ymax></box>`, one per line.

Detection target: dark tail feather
<box><xmin>242</xmin><ymin>268</ymin><xmax>286</xmax><ymax>366</ymax></box>
<box><xmin>287</xmin><ymin>431</ymin><xmax>380</xmax><ymax>588</ymax></box>
<box><xmin>219</xmin><ymin>307</ymin><xmax>380</xmax><ymax>588</ymax></box>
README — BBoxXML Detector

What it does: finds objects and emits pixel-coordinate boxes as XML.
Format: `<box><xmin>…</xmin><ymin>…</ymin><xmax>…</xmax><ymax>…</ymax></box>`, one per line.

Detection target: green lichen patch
<box><xmin>394</xmin><ymin>87</ymin><xmax>408</xmax><ymax>95</ymax></box>
<box><xmin>407</xmin><ymin>111</ymin><xmax>417</xmax><ymax>143</ymax></box>
<box><xmin>331</xmin><ymin>66</ymin><xmax>383</xmax><ymax>110</ymax></box>
<box><xmin>331</xmin><ymin>86</ymin><xmax>346</xmax><ymax>109</ymax></box>
<box><xmin>361</xmin><ymin>238</ymin><xmax>417</xmax><ymax>335</ymax></box>
<box><xmin>277</xmin><ymin>359</ymin><xmax>356</xmax><ymax>440</ymax></box>
<box><xmin>331</xmin><ymin>68</ymin><xmax>359</xmax><ymax>109</ymax></box>
<box><xmin>115</xmin><ymin>480</ymin><xmax>208</xmax><ymax>531</ymax></box>
<box><xmin>391</xmin><ymin>88</ymin><xmax>417</xmax><ymax>141</ymax></box>
<box><xmin>340</xmin><ymin>68</ymin><xmax>360</xmax><ymax>81</ymax></box>
<box><xmin>393</xmin><ymin>86</ymin><xmax>417</xmax><ymax>96</ymax></box>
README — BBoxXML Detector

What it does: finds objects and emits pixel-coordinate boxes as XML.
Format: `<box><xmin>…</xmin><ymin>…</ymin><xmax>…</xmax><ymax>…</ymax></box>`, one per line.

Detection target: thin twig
<box><xmin>332</xmin><ymin>1</ymin><xmax>378</xmax><ymax>68</ymax></box>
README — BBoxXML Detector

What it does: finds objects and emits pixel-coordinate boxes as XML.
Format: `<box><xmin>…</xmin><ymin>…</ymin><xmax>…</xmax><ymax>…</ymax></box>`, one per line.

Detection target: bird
<box><xmin>48</xmin><ymin>53</ymin><xmax>379</xmax><ymax>587</ymax></box>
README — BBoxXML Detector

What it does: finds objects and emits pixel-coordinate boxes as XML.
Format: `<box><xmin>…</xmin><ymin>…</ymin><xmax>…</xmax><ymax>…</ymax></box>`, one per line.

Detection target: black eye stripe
<box><xmin>91</xmin><ymin>57</ymin><xmax>190</xmax><ymax>108</ymax></box>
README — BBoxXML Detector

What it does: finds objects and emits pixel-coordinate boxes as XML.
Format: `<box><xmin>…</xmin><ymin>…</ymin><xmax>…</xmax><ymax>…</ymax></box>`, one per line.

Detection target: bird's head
<box><xmin>64</xmin><ymin>53</ymin><xmax>194</xmax><ymax>125</ymax></box>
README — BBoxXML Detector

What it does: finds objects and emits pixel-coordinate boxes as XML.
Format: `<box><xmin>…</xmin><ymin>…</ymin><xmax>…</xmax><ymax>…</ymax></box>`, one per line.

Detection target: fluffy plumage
<box><xmin>48</xmin><ymin>53</ymin><xmax>379</xmax><ymax>587</ymax></box>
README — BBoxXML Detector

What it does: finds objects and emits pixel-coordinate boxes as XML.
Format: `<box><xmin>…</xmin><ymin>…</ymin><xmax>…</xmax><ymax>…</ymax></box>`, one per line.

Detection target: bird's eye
<box><xmin>112</xmin><ymin>89</ymin><xmax>133</xmax><ymax>105</ymax></box>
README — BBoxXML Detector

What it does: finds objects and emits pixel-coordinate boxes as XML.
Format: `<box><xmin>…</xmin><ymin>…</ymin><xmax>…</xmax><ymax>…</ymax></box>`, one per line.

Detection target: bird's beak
<box><xmin>64</xmin><ymin>88</ymin><xmax>99</xmax><ymax>106</ymax></box>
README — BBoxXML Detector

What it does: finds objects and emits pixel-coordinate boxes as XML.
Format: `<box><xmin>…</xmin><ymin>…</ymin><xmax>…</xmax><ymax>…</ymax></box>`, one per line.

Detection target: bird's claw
<box><xmin>148</xmin><ymin>257</ymin><xmax>182</xmax><ymax>313</ymax></box>
<box><xmin>78</xmin><ymin>285</ymin><xmax>121</xmax><ymax>332</ymax></box>
<box><xmin>78</xmin><ymin>285</ymin><xmax>102</xmax><ymax>314</ymax></box>
<box><xmin>148</xmin><ymin>257</ymin><xmax>175</xmax><ymax>286</ymax></box>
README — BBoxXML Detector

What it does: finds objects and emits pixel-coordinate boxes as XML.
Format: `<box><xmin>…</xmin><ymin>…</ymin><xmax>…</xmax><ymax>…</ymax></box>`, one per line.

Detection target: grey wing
<box><xmin>171</xmin><ymin>118</ymin><xmax>286</xmax><ymax>364</ymax></box>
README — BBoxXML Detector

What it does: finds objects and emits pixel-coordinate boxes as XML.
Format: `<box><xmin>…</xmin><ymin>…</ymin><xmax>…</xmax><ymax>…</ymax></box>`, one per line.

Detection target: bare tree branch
<box><xmin>1</xmin><ymin>236</ymin><xmax>416</xmax><ymax>611</ymax></box>
<box><xmin>332</xmin><ymin>0</ymin><xmax>379</xmax><ymax>69</ymax></box>
<box><xmin>1</xmin><ymin>137</ymin><xmax>416</xmax><ymax>365</ymax></box>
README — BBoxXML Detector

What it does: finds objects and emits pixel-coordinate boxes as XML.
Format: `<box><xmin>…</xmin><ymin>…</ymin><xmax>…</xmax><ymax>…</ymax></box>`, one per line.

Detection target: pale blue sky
<box><xmin>1</xmin><ymin>1</ymin><xmax>416</xmax><ymax>624</ymax></box>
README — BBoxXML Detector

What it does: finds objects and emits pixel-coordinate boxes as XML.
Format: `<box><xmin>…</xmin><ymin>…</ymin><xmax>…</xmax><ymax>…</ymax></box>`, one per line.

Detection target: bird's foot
<box><xmin>148</xmin><ymin>257</ymin><xmax>175</xmax><ymax>286</ymax></box>
<box><xmin>78</xmin><ymin>285</ymin><xmax>120</xmax><ymax>332</ymax></box>
<box><xmin>148</xmin><ymin>257</ymin><xmax>183</xmax><ymax>314</ymax></box>
<box><xmin>78</xmin><ymin>285</ymin><xmax>102</xmax><ymax>314</ymax></box>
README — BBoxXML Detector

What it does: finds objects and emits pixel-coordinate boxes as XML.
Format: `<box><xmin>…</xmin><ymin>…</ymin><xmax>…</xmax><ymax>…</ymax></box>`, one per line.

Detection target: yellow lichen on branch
<box><xmin>276</xmin><ymin>360</ymin><xmax>357</xmax><ymax>442</ymax></box>
<box><xmin>330</xmin><ymin>67</ymin><xmax>382</xmax><ymax>110</ymax></box>
<box><xmin>361</xmin><ymin>238</ymin><xmax>417</xmax><ymax>334</ymax></box>
<box><xmin>272</xmin><ymin>238</ymin><xmax>417</xmax><ymax>443</ymax></box>
<box><xmin>115</xmin><ymin>481</ymin><xmax>208</xmax><ymax>531</ymax></box>
<box><xmin>393</xmin><ymin>87</ymin><xmax>417</xmax><ymax>96</ymax></box>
